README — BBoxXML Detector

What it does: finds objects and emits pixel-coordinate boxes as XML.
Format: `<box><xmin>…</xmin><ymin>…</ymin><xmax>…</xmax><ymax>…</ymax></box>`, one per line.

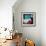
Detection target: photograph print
<box><xmin>23</xmin><ymin>14</ymin><xmax>33</xmax><ymax>24</ymax></box>
<box><xmin>21</xmin><ymin>12</ymin><xmax>36</xmax><ymax>27</ymax></box>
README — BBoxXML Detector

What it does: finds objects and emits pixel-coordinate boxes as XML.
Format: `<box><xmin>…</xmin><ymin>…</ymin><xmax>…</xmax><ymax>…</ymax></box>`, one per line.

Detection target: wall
<box><xmin>0</xmin><ymin>0</ymin><xmax>17</xmax><ymax>30</ymax></box>
<box><xmin>13</xmin><ymin>0</ymin><xmax>41</xmax><ymax>46</ymax></box>
<box><xmin>41</xmin><ymin>0</ymin><xmax>46</xmax><ymax>46</ymax></box>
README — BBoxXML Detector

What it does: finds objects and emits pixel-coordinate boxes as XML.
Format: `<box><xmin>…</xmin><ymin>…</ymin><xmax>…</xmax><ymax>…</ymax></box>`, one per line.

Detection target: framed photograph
<box><xmin>21</xmin><ymin>12</ymin><xmax>36</xmax><ymax>27</ymax></box>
